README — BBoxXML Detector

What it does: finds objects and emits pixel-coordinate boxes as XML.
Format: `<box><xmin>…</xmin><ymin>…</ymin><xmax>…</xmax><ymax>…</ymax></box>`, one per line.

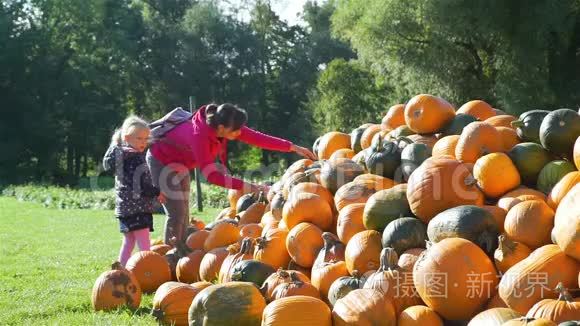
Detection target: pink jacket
<box><xmin>150</xmin><ymin>105</ymin><xmax>293</xmax><ymax>189</ymax></box>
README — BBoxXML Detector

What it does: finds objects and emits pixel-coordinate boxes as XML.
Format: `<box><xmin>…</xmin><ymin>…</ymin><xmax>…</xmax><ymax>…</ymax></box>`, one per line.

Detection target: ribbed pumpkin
<box><xmin>92</xmin><ymin>262</ymin><xmax>142</xmax><ymax>311</ymax></box>
<box><xmin>363</xmin><ymin>184</ymin><xmax>411</xmax><ymax>232</ymax></box>
<box><xmin>398</xmin><ymin>305</ymin><xmax>443</xmax><ymax>326</ymax></box>
<box><xmin>499</xmin><ymin>244</ymin><xmax>580</xmax><ymax>314</ymax></box>
<box><xmin>344</xmin><ymin>230</ymin><xmax>382</xmax><ymax>275</ymax></box>
<box><xmin>261</xmin><ymin>295</ymin><xmax>332</xmax><ymax>326</ymax></box>
<box><xmin>382</xmin><ymin>104</ymin><xmax>406</xmax><ymax>130</ymax></box>
<box><xmin>311</xmin><ymin>260</ymin><xmax>349</xmax><ymax>300</ymax></box>
<box><xmin>199</xmin><ymin>246</ymin><xmax>229</xmax><ymax>282</ymax></box>
<box><xmin>404</xmin><ymin>94</ymin><xmax>455</xmax><ymax>134</ymax></box>
<box><xmin>363</xmin><ymin>248</ymin><xmax>423</xmax><ymax>315</ymax></box>
<box><xmin>512</xmin><ymin>110</ymin><xmax>550</xmax><ymax>144</ymax></box>
<box><xmin>537</xmin><ymin>160</ymin><xmax>577</xmax><ymax>194</ymax></box>
<box><xmin>497</xmin><ymin>127</ymin><xmax>521</xmax><ymax>152</ymax></box>
<box><xmin>286</xmin><ymin>223</ymin><xmax>324</xmax><ymax>268</ymax></box>
<box><xmin>406</xmin><ymin>157</ymin><xmax>484</xmax><ymax>223</ymax></box>
<box><xmin>334</xmin><ymin>180</ymin><xmax>376</xmax><ymax>212</ymax></box>
<box><xmin>353</xmin><ymin>173</ymin><xmax>397</xmax><ymax>190</ymax></box>
<box><xmin>151</xmin><ymin>244</ymin><xmax>173</xmax><ymax>256</ymax></box>
<box><xmin>218</xmin><ymin>238</ymin><xmax>255</xmax><ymax>283</ymax></box>
<box><xmin>526</xmin><ymin>283</ymin><xmax>580</xmax><ymax>323</ymax></box>
<box><xmin>238</xmin><ymin>194</ymin><xmax>267</xmax><ymax>226</ymax></box>
<box><xmin>547</xmin><ymin>171</ymin><xmax>580</xmax><ymax>209</ymax></box>
<box><xmin>474</xmin><ymin>152</ymin><xmax>521</xmax><ymax>198</ymax></box>
<box><xmin>575</xmin><ymin>136</ymin><xmax>580</xmax><ymax>169</ymax></box>
<box><xmin>317</xmin><ymin>131</ymin><xmax>351</xmax><ymax>160</ymax></box>
<box><xmin>176</xmin><ymin>249</ymin><xmax>204</xmax><ymax>283</ymax></box>
<box><xmin>126</xmin><ymin>251</ymin><xmax>172</xmax><ymax>293</ymax></box>
<box><xmin>539</xmin><ymin>108</ymin><xmax>580</xmax><ymax>159</ymax></box>
<box><xmin>289</xmin><ymin>182</ymin><xmax>335</xmax><ymax>211</ymax></box>
<box><xmin>458</xmin><ymin>100</ymin><xmax>496</xmax><ymax>120</ymax></box>
<box><xmin>327</xmin><ymin>273</ymin><xmax>365</xmax><ymax>307</ymax></box>
<box><xmin>494</xmin><ymin>235</ymin><xmax>532</xmax><ymax>274</ymax></box>
<box><xmin>271</xmin><ymin>273</ymin><xmax>320</xmax><ymax>300</ymax></box>
<box><xmin>414</xmin><ymin>238</ymin><xmax>498</xmax><ymax>321</ymax></box>
<box><xmin>397</xmin><ymin>248</ymin><xmax>425</xmax><ymax>272</ymax></box>
<box><xmin>313</xmin><ymin>232</ymin><xmax>346</xmax><ymax>270</ymax></box>
<box><xmin>467</xmin><ymin>308</ymin><xmax>522</xmax><ymax>326</ymax></box>
<box><xmin>260</xmin><ymin>268</ymin><xmax>311</xmax><ymax>302</ymax></box>
<box><xmin>336</xmin><ymin>203</ymin><xmax>366</xmax><ymax>244</ymax></box>
<box><xmin>504</xmin><ymin>200</ymin><xmax>554</xmax><ymax>249</ymax></box>
<box><xmin>407</xmin><ymin>134</ymin><xmax>438</xmax><ymax>150</ymax></box>
<box><xmin>497</xmin><ymin>187</ymin><xmax>547</xmax><ymax>211</ymax></box>
<box><xmin>188</xmin><ymin>282</ymin><xmax>266</xmax><ymax>325</ymax></box>
<box><xmin>552</xmin><ymin>183</ymin><xmax>580</xmax><ymax>260</ymax></box>
<box><xmin>254</xmin><ymin>228</ymin><xmax>291</xmax><ymax>270</ymax></box>
<box><xmin>203</xmin><ymin>222</ymin><xmax>240</xmax><ymax>252</ymax></box>
<box><xmin>508</xmin><ymin>142</ymin><xmax>552</xmax><ymax>187</ymax></box>
<box><xmin>152</xmin><ymin>282</ymin><xmax>199</xmax><ymax>326</ymax></box>
<box><xmin>186</xmin><ymin>230</ymin><xmax>210</xmax><ymax>251</ymax></box>
<box><xmin>432</xmin><ymin>135</ymin><xmax>460</xmax><ymax>158</ymax></box>
<box><xmin>482</xmin><ymin>205</ymin><xmax>508</xmax><ymax>233</ymax></box>
<box><xmin>486</xmin><ymin>115</ymin><xmax>517</xmax><ymax>129</ymax></box>
<box><xmin>382</xmin><ymin>217</ymin><xmax>427</xmax><ymax>256</ymax></box>
<box><xmin>320</xmin><ymin>158</ymin><xmax>365</xmax><ymax>194</ymax></box>
<box><xmin>282</xmin><ymin>192</ymin><xmax>333</xmax><ymax>231</ymax></box>
<box><xmin>330</xmin><ymin>148</ymin><xmax>355</xmax><ymax>160</ymax></box>
<box><xmin>239</xmin><ymin>223</ymin><xmax>263</xmax><ymax>239</ymax></box>
<box><xmin>332</xmin><ymin>288</ymin><xmax>397</xmax><ymax>326</ymax></box>
<box><xmin>456</xmin><ymin>121</ymin><xmax>503</xmax><ymax>163</ymax></box>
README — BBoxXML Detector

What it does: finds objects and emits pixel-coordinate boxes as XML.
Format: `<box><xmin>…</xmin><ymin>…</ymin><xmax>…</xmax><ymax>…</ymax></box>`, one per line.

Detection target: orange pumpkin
<box><xmin>493</xmin><ymin>235</ymin><xmax>532</xmax><ymax>274</ymax></box>
<box><xmin>311</xmin><ymin>260</ymin><xmax>349</xmax><ymax>300</ymax></box>
<box><xmin>261</xmin><ymin>268</ymin><xmax>311</xmax><ymax>302</ymax></box>
<box><xmin>185</xmin><ymin>230</ymin><xmax>210</xmax><ymax>251</ymax></box>
<box><xmin>336</xmin><ymin>203</ymin><xmax>366</xmax><ymax>245</ymax></box>
<box><xmin>382</xmin><ymin>104</ymin><xmax>406</xmax><ymax>130</ymax></box>
<box><xmin>457</xmin><ymin>100</ymin><xmax>496</xmax><ymax>120</ymax></box>
<box><xmin>254</xmin><ymin>228</ymin><xmax>291</xmax><ymax>270</ymax></box>
<box><xmin>261</xmin><ymin>295</ymin><xmax>332</xmax><ymax>326</ymax></box>
<box><xmin>397</xmin><ymin>248</ymin><xmax>425</xmax><ymax>272</ymax></box>
<box><xmin>404</xmin><ymin>94</ymin><xmax>455</xmax><ymax>134</ymax></box>
<box><xmin>344</xmin><ymin>230</ymin><xmax>382</xmax><ymax>275</ymax></box>
<box><xmin>499</xmin><ymin>244</ymin><xmax>580</xmax><ymax>314</ymax></box>
<box><xmin>239</xmin><ymin>223</ymin><xmax>262</xmax><ymax>239</ymax></box>
<box><xmin>203</xmin><ymin>222</ymin><xmax>240</xmax><ymax>252</ymax></box>
<box><xmin>271</xmin><ymin>272</ymin><xmax>320</xmax><ymax>300</ymax></box>
<box><xmin>552</xmin><ymin>183</ymin><xmax>580</xmax><ymax>260</ymax></box>
<box><xmin>332</xmin><ymin>288</ymin><xmax>397</xmax><ymax>326</ymax></box>
<box><xmin>228</xmin><ymin>189</ymin><xmax>245</xmax><ymax>209</ymax></box>
<box><xmin>353</xmin><ymin>174</ymin><xmax>397</xmax><ymax>190</ymax></box>
<box><xmin>432</xmin><ymin>135</ymin><xmax>460</xmax><ymax>159</ymax></box>
<box><xmin>406</xmin><ymin>156</ymin><xmax>484</xmax><ymax>223</ymax></box>
<box><xmin>486</xmin><ymin>293</ymin><xmax>509</xmax><ymax>310</ymax></box>
<box><xmin>414</xmin><ymin>238</ymin><xmax>498</xmax><ymax>321</ymax></box>
<box><xmin>330</xmin><ymin>148</ymin><xmax>355</xmax><ymax>160</ymax></box>
<box><xmin>218</xmin><ymin>238</ymin><xmax>255</xmax><ymax>283</ymax></box>
<box><xmin>215</xmin><ymin>207</ymin><xmax>236</xmax><ymax>221</ymax></box>
<box><xmin>281</xmin><ymin>159</ymin><xmax>314</xmax><ymax>183</ymax></box>
<box><xmin>486</xmin><ymin>114</ymin><xmax>517</xmax><ymax>129</ymax></box>
<box><xmin>482</xmin><ymin>205</ymin><xmax>508</xmax><ymax>233</ymax></box>
<box><xmin>126</xmin><ymin>251</ymin><xmax>172</xmax><ymax>293</ymax></box>
<box><xmin>238</xmin><ymin>195</ymin><xmax>267</xmax><ymax>226</ymax></box>
<box><xmin>334</xmin><ymin>180</ymin><xmax>376</xmax><ymax>212</ymax></box>
<box><xmin>455</xmin><ymin>122</ymin><xmax>503</xmax><ymax>163</ymax></box>
<box><xmin>474</xmin><ymin>152</ymin><xmax>521</xmax><ymax>198</ymax></box>
<box><xmin>286</xmin><ymin>223</ymin><xmax>324</xmax><ymax>268</ymax></box>
<box><xmin>497</xmin><ymin>187</ymin><xmax>547</xmax><ymax>211</ymax></box>
<box><xmin>360</xmin><ymin>124</ymin><xmax>382</xmax><ymax>150</ymax></box>
<box><xmin>574</xmin><ymin>136</ymin><xmax>580</xmax><ymax>169</ymax></box>
<box><xmin>190</xmin><ymin>281</ymin><xmax>212</xmax><ymax>291</ymax></box>
<box><xmin>468</xmin><ymin>307</ymin><xmax>522</xmax><ymax>326</ymax></box>
<box><xmin>407</xmin><ymin>134</ymin><xmax>438</xmax><ymax>150</ymax></box>
<box><xmin>526</xmin><ymin>283</ymin><xmax>580</xmax><ymax>323</ymax></box>
<box><xmin>176</xmin><ymin>249</ymin><xmax>205</xmax><ymax>283</ymax></box>
<box><xmin>547</xmin><ymin>171</ymin><xmax>580</xmax><ymax>209</ymax></box>
<box><xmin>282</xmin><ymin>192</ymin><xmax>333</xmax><ymax>231</ymax></box>
<box><xmin>151</xmin><ymin>244</ymin><xmax>173</xmax><ymax>256</ymax></box>
<box><xmin>198</xmin><ymin>246</ymin><xmax>229</xmax><ymax>282</ymax></box>
<box><xmin>504</xmin><ymin>200</ymin><xmax>554</xmax><ymax>249</ymax></box>
<box><xmin>152</xmin><ymin>282</ymin><xmax>199</xmax><ymax>326</ymax></box>
<box><xmin>318</xmin><ymin>131</ymin><xmax>352</xmax><ymax>160</ymax></box>
<box><xmin>289</xmin><ymin>182</ymin><xmax>335</xmax><ymax>209</ymax></box>
<box><xmin>398</xmin><ymin>305</ymin><xmax>443</xmax><ymax>326</ymax></box>
<box><xmin>497</xmin><ymin>127</ymin><xmax>521</xmax><ymax>152</ymax></box>
<box><xmin>287</xmin><ymin>260</ymin><xmax>311</xmax><ymax>279</ymax></box>
<box><xmin>92</xmin><ymin>262</ymin><xmax>142</xmax><ymax>311</ymax></box>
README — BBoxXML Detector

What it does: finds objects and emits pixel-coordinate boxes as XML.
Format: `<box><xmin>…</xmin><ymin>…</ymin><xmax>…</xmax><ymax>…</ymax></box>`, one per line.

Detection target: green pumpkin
<box><xmin>236</xmin><ymin>193</ymin><xmax>257</xmax><ymax>213</ymax></box>
<box><xmin>386</xmin><ymin>125</ymin><xmax>415</xmax><ymax>140</ymax></box>
<box><xmin>363</xmin><ymin>184</ymin><xmax>411</xmax><ymax>232</ymax></box>
<box><xmin>188</xmin><ymin>282</ymin><xmax>266</xmax><ymax>326</ymax></box>
<box><xmin>558</xmin><ymin>322</ymin><xmax>580</xmax><ymax>326</ymax></box>
<box><xmin>537</xmin><ymin>160</ymin><xmax>577</xmax><ymax>194</ymax></box>
<box><xmin>507</xmin><ymin>142</ymin><xmax>552</xmax><ymax>186</ymax></box>
<box><xmin>441</xmin><ymin>113</ymin><xmax>478</xmax><ymax>136</ymax></box>
<box><xmin>327</xmin><ymin>274</ymin><xmax>365</xmax><ymax>307</ymax></box>
<box><xmin>400</xmin><ymin>143</ymin><xmax>432</xmax><ymax>181</ymax></box>
<box><xmin>539</xmin><ymin>108</ymin><xmax>580</xmax><ymax>159</ymax></box>
<box><xmin>381</xmin><ymin>217</ymin><xmax>427</xmax><ymax>256</ymax></box>
<box><xmin>512</xmin><ymin>109</ymin><xmax>550</xmax><ymax>143</ymax></box>
<box><xmin>427</xmin><ymin>205</ymin><xmax>499</xmax><ymax>256</ymax></box>
<box><xmin>320</xmin><ymin>159</ymin><xmax>365</xmax><ymax>194</ymax></box>
<box><xmin>350</xmin><ymin>127</ymin><xmax>366</xmax><ymax>153</ymax></box>
<box><xmin>365</xmin><ymin>137</ymin><xmax>411</xmax><ymax>180</ymax></box>
<box><xmin>230</xmin><ymin>260</ymin><xmax>275</xmax><ymax>288</ymax></box>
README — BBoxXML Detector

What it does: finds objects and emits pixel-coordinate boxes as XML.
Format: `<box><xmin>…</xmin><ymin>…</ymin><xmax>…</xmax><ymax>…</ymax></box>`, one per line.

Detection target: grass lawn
<box><xmin>0</xmin><ymin>197</ymin><xmax>219</xmax><ymax>325</ymax></box>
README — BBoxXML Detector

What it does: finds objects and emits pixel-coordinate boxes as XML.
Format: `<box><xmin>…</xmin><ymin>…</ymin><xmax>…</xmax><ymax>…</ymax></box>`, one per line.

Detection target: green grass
<box><xmin>0</xmin><ymin>197</ymin><xmax>219</xmax><ymax>325</ymax></box>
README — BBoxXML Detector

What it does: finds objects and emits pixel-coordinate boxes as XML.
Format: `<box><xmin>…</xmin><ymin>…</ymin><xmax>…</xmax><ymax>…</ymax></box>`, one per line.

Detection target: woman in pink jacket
<box><xmin>147</xmin><ymin>103</ymin><xmax>315</xmax><ymax>243</ymax></box>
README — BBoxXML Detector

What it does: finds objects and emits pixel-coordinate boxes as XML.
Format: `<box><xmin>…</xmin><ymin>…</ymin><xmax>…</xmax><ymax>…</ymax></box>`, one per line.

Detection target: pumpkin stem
<box><xmin>510</xmin><ymin>120</ymin><xmax>524</xmax><ymax>128</ymax></box>
<box><xmin>239</xmin><ymin>237</ymin><xmax>255</xmax><ymax>255</ymax></box>
<box><xmin>277</xmin><ymin>268</ymin><xmax>291</xmax><ymax>281</ymax></box>
<box><xmin>464</xmin><ymin>174</ymin><xmax>477</xmax><ymax>187</ymax></box>
<box><xmin>555</xmin><ymin>282</ymin><xmax>574</xmax><ymax>302</ymax></box>
<box><xmin>227</xmin><ymin>242</ymin><xmax>242</xmax><ymax>255</ymax></box>
<box><xmin>479</xmin><ymin>230</ymin><xmax>496</xmax><ymax>256</ymax></box>
<box><xmin>289</xmin><ymin>271</ymin><xmax>304</xmax><ymax>285</ymax></box>
<box><xmin>425</xmin><ymin>240</ymin><xmax>433</xmax><ymax>250</ymax></box>
<box><xmin>111</xmin><ymin>261</ymin><xmax>124</xmax><ymax>270</ymax></box>
<box><xmin>151</xmin><ymin>308</ymin><xmax>165</xmax><ymax>320</ymax></box>
<box><xmin>379</xmin><ymin>248</ymin><xmax>399</xmax><ymax>271</ymax></box>
<box><xmin>498</xmin><ymin>235</ymin><xmax>516</xmax><ymax>253</ymax></box>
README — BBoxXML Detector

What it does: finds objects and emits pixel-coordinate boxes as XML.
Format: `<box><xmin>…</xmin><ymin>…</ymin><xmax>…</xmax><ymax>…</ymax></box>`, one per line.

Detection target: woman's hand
<box><xmin>291</xmin><ymin>144</ymin><xmax>318</xmax><ymax>160</ymax></box>
<box><xmin>248</xmin><ymin>183</ymin><xmax>270</xmax><ymax>195</ymax></box>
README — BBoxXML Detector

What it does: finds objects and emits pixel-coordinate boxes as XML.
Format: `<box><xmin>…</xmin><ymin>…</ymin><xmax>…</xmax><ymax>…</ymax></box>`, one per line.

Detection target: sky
<box><xmin>221</xmin><ymin>0</ymin><xmax>322</xmax><ymax>26</ymax></box>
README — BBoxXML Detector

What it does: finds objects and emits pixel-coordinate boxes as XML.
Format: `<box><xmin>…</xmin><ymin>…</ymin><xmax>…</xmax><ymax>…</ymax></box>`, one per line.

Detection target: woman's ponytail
<box><xmin>206</xmin><ymin>103</ymin><xmax>248</xmax><ymax>131</ymax></box>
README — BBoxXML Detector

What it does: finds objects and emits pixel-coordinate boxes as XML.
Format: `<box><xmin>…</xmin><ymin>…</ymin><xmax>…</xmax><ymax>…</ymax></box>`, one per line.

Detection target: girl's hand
<box><xmin>157</xmin><ymin>192</ymin><xmax>167</xmax><ymax>204</ymax></box>
<box><xmin>291</xmin><ymin>144</ymin><xmax>318</xmax><ymax>160</ymax></box>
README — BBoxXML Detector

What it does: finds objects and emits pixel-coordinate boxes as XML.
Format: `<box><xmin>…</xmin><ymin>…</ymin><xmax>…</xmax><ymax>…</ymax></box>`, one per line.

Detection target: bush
<box><xmin>2</xmin><ymin>184</ymin><xmax>115</xmax><ymax>210</ymax></box>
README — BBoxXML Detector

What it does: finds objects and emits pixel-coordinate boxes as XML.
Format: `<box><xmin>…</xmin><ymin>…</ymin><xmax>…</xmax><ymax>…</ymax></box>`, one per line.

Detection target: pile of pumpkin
<box><xmin>91</xmin><ymin>94</ymin><xmax>580</xmax><ymax>326</ymax></box>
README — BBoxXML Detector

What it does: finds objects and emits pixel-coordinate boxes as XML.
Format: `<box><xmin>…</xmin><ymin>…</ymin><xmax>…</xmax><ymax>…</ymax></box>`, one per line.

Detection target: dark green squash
<box><xmin>427</xmin><ymin>205</ymin><xmax>500</xmax><ymax>256</ymax></box>
<box><xmin>320</xmin><ymin>158</ymin><xmax>365</xmax><ymax>194</ymax></box>
<box><xmin>386</xmin><ymin>125</ymin><xmax>415</xmax><ymax>140</ymax></box>
<box><xmin>351</xmin><ymin>148</ymin><xmax>371</xmax><ymax>171</ymax></box>
<box><xmin>365</xmin><ymin>140</ymin><xmax>401</xmax><ymax>179</ymax></box>
<box><xmin>400</xmin><ymin>143</ymin><xmax>432</xmax><ymax>181</ymax></box>
<box><xmin>381</xmin><ymin>217</ymin><xmax>427</xmax><ymax>256</ymax></box>
<box><xmin>511</xmin><ymin>109</ymin><xmax>550</xmax><ymax>143</ymax></box>
<box><xmin>558</xmin><ymin>321</ymin><xmax>580</xmax><ymax>326</ymax></box>
<box><xmin>507</xmin><ymin>142</ymin><xmax>552</xmax><ymax>186</ymax></box>
<box><xmin>539</xmin><ymin>108</ymin><xmax>580</xmax><ymax>159</ymax></box>
<box><xmin>363</xmin><ymin>184</ymin><xmax>411</xmax><ymax>232</ymax></box>
<box><xmin>327</xmin><ymin>273</ymin><xmax>365</xmax><ymax>307</ymax></box>
<box><xmin>312</xmin><ymin>136</ymin><xmax>321</xmax><ymax>156</ymax></box>
<box><xmin>536</xmin><ymin>160</ymin><xmax>577</xmax><ymax>194</ymax></box>
<box><xmin>236</xmin><ymin>193</ymin><xmax>257</xmax><ymax>213</ymax></box>
<box><xmin>230</xmin><ymin>260</ymin><xmax>276</xmax><ymax>288</ymax></box>
<box><xmin>350</xmin><ymin>127</ymin><xmax>367</xmax><ymax>153</ymax></box>
<box><xmin>442</xmin><ymin>113</ymin><xmax>478</xmax><ymax>136</ymax></box>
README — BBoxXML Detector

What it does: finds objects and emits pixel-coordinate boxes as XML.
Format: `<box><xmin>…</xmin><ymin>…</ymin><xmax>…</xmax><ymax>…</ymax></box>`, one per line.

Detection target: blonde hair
<box><xmin>110</xmin><ymin>115</ymin><xmax>149</xmax><ymax>146</ymax></box>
